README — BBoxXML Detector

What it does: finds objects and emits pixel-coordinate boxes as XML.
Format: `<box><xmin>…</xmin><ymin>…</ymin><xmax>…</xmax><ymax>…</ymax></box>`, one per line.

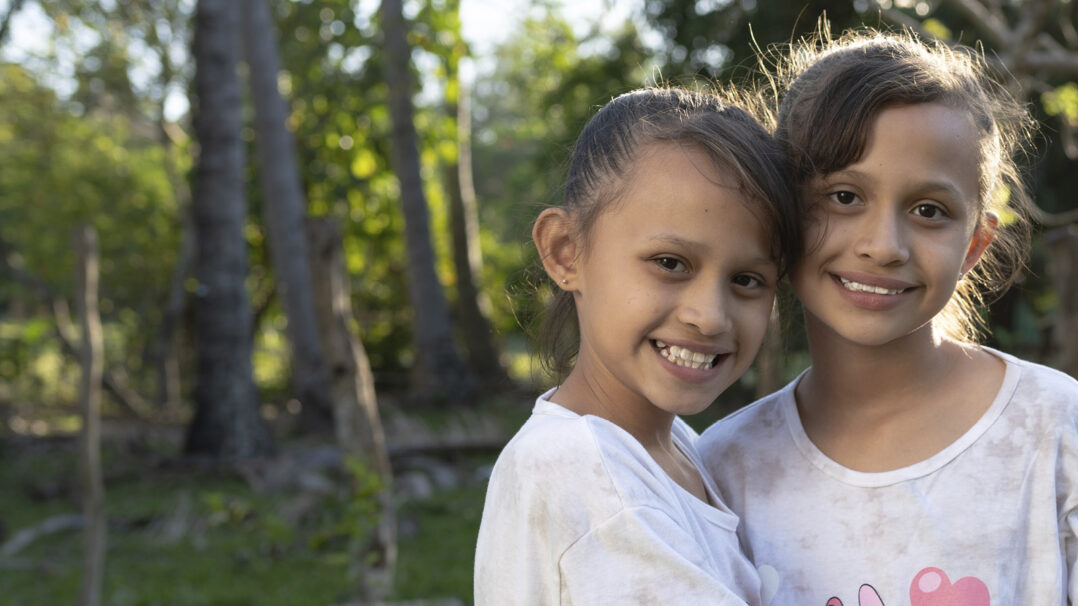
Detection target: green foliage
<box><xmin>394</xmin><ymin>476</ymin><xmax>488</xmax><ymax>601</ymax></box>
<box><xmin>642</xmin><ymin>0</ymin><xmax>861</xmax><ymax>82</ymax></box>
<box><xmin>4</xmin><ymin>0</ymin><xmax>1072</xmax><ymax>413</ymax></box>
<box><xmin>273</xmin><ymin>0</ymin><xmax>427</xmax><ymax>374</ymax></box>
<box><xmin>1043</xmin><ymin>83</ymin><xmax>1078</xmax><ymax>125</ymax></box>
<box><xmin>0</xmin><ymin>61</ymin><xmax>184</xmax><ymax>405</ymax></box>
<box><xmin>307</xmin><ymin>454</ymin><xmax>387</xmax><ymax>584</ymax></box>
<box><xmin>0</xmin><ymin>438</ymin><xmax>489</xmax><ymax>604</ymax></box>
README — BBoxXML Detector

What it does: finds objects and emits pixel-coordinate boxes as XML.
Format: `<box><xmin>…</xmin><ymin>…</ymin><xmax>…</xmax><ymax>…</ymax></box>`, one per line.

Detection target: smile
<box><xmin>839</xmin><ymin>277</ymin><xmax>908</xmax><ymax>295</ymax></box>
<box><xmin>653</xmin><ymin>340</ymin><xmax>722</xmax><ymax>370</ymax></box>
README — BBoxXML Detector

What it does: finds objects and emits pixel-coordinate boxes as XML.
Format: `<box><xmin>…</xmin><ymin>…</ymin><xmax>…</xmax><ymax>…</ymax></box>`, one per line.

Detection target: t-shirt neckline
<box><xmin>534</xmin><ymin>388</ymin><xmax>741</xmax><ymax>529</ymax></box>
<box><xmin>780</xmin><ymin>347</ymin><xmax>1022</xmax><ymax>487</ymax></box>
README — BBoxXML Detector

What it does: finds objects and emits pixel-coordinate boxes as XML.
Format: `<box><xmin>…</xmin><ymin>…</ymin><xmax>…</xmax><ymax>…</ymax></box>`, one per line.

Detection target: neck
<box><xmin>798</xmin><ymin>315</ymin><xmax>962</xmax><ymax>418</ymax></box>
<box><xmin>795</xmin><ymin>313</ymin><xmax>1005</xmax><ymax>472</ymax></box>
<box><xmin>551</xmin><ymin>363</ymin><xmax>676</xmax><ymax>451</ymax></box>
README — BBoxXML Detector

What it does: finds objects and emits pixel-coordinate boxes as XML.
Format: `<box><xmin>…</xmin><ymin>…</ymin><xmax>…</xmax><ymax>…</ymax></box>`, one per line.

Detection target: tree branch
<box><xmin>0</xmin><ymin>244</ymin><xmax>149</xmax><ymax>418</ymax></box>
<box><xmin>0</xmin><ymin>0</ymin><xmax>26</xmax><ymax>48</ymax></box>
<box><xmin>944</xmin><ymin>0</ymin><xmax>1009</xmax><ymax>47</ymax></box>
<box><xmin>1031</xmin><ymin>205</ymin><xmax>1078</xmax><ymax>228</ymax></box>
<box><xmin>1016</xmin><ymin>49</ymin><xmax>1078</xmax><ymax>77</ymax></box>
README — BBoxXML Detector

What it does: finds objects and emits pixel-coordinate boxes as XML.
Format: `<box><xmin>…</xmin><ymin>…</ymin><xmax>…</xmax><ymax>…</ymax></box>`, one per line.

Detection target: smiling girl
<box><xmin>699</xmin><ymin>29</ymin><xmax>1078</xmax><ymax>605</ymax></box>
<box><xmin>473</xmin><ymin>87</ymin><xmax>800</xmax><ymax>605</ymax></box>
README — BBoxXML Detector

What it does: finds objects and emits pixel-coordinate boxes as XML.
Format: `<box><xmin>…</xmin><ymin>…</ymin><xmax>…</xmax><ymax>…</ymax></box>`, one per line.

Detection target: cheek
<box><xmin>738</xmin><ymin>299</ymin><xmax>776</xmax><ymax>347</ymax></box>
<box><xmin>801</xmin><ymin>206</ymin><xmax>833</xmax><ymax>247</ymax></box>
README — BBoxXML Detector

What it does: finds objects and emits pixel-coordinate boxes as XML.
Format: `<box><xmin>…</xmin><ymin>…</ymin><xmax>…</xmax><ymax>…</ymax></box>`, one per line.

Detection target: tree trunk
<box><xmin>154</xmin><ymin>208</ymin><xmax>192</xmax><ymax>411</ymax></box>
<box><xmin>381</xmin><ymin>0</ymin><xmax>477</xmax><ymax>404</ymax></box>
<box><xmin>152</xmin><ymin>67</ymin><xmax>189</xmax><ymax>413</ymax></box>
<box><xmin>242</xmin><ymin>0</ymin><xmax>333</xmax><ymax>430</ymax></box>
<box><xmin>754</xmin><ymin>305</ymin><xmax>782</xmax><ymax>400</ymax></box>
<box><xmin>1046</xmin><ymin>225</ymin><xmax>1078</xmax><ymax>378</ymax></box>
<box><xmin>446</xmin><ymin>79</ymin><xmax>509</xmax><ymax>385</ymax></box>
<box><xmin>0</xmin><ymin>0</ymin><xmax>26</xmax><ymax>47</ymax></box>
<box><xmin>306</xmin><ymin>217</ymin><xmax>396</xmax><ymax>599</ymax></box>
<box><xmin>74</xmin><ymin>225</ymin><xmax>105</xmax><ymax>606</ymax></box>
<box><xmin>185</xmin><ymin>0</ymin><xmax>273</xmax><ymax>459</ymax></box>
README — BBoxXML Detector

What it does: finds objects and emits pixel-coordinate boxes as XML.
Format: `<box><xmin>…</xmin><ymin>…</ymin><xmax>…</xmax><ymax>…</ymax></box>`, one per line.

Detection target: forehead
<box><xmin>842</xmin><ymin>103</ymin><xmax>983</xmax><ymax>201</ymax></box>
<box><xmin>589</xmin><ymin>143</ymin><xmax>772</xmax><ymax>256</ymax></box>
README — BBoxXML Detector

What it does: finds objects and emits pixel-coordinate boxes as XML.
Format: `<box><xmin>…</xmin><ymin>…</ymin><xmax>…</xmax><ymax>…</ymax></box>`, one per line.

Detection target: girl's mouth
<box><xmin>652</xmin><ymin>340</ymin><xmax>722</xmax><ymax>370</ymax></box>
<box><xmin>838</xmin><ymin>276</ymin><xmax>909</xmax><ymax>295</ymax></box>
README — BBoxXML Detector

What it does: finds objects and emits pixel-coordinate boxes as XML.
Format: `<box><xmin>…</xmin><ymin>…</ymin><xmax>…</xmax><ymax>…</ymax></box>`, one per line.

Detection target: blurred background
<box><xmin>1</xmin><ymin>0</ymin><xmax>1076</xmax><ymax>604</ymax></box>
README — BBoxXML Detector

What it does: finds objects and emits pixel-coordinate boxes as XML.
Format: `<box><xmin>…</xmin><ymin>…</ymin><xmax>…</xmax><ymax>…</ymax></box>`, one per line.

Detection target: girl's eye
<box><xmin>912</xmin><ymin>203</ymin><xmax>946</xmax><ymax>219</ymax></box>
<box><xmin>653</xmin><ymin>257</ymin><xmax>687</xmax><ymax>272</ymax></box>
<box><xmin>829</xmin><ymin>190</ymin><xmax>859</xmax><ymax>206</ymax></box>
<box><xmin>732</xmin><ymin>274</ymin><xmax>764</xmax><ymax>289</ymax></box>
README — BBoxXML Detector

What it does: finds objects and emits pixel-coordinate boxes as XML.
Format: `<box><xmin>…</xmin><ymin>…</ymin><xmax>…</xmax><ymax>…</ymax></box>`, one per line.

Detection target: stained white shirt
<box><xmin>475</xmin><ymin>389</ymin><xmax>763</xmax><ymax>605</ymax></box>
<box><xmin>699</xmin><ymin>348</ymin><xmax>1078</xmax><ymax>606</ymax></box>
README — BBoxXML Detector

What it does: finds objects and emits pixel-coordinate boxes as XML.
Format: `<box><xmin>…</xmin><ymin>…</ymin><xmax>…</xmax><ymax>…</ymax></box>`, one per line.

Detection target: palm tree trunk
<box><xmin>446</xmin><ymin>79</ymin><xmax>509</xmax><ymax>385</ymax></box>
<box><xmin>185</xmin><ymin>0</ymin><xmax>273</xmax><ymax>458</ymax></box>
<box><xmin>242</xmin><ymin>0</ymin><xmax>333</xmax><ymax>430</ymax></box>
<box><xmin>381</xmin><ymin>0</ymin><xmax>476</xmax><ymax>404</ymax></box>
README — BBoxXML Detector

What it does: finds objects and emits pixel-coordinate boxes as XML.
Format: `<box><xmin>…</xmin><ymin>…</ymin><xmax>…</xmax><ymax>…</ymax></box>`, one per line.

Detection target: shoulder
<box><xmin>695</xmin><ymin>379</ymin><xmax>797</xmax><ymax>486</ymax></box>
<box><xmin>699</xmin><ymin>379</ymin><xmax>794</xmax><ymax>451</ymax></box>
<box><xmin>984</xmin><ymin>349</ymin><xmax>1078</xmax><ymax>444</ymax></box>
<box><xmin>490</xmin><ymin>405</ymin><xmax>609</xmax><ymax>489</ymax></box>
<box><xmin>485</xmin><ymin>401</ymin><xmax>649</xmax><ymax>522</ymax></box>
<box><xmin>1014</xmin><ymin>357</ymin><xmax>1078</xmax><ymax>392</ymax></box>
<box><xmin>994</xmin><ymin>349</ymin><xmax>1078</xmax><ymax>408</ymax></box>
<box><xmin>476</xmin><ymin>404</ymin><xmax>625</xmax><ymax>579</ymax></box>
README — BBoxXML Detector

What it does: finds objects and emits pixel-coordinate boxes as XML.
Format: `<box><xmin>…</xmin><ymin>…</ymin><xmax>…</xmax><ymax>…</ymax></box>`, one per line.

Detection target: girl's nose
<box><xmin>678</xmin><ymin>283</ymin><xmax>733</xmax><ymax>336</ymax></box>
<box><xmin>853</xmin><ymin>210</ymin><xmax>910</xmax><ymax>266</ymax></box>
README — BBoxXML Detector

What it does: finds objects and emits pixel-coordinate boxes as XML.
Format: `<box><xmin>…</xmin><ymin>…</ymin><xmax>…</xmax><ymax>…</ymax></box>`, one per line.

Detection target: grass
<box><xmin>0</xmin><ymin>432</ymin><xmax>496</xmax><ymax>606</ymax></box>
<box><xmin>0</xmin><ymin>372</ymin><xmax>759</xmax><ymax>606</ymax></box>
<box><xmin>395</xmin><ymin>475</ymin><xmax>489</xmax><ymax>601</ymax></box>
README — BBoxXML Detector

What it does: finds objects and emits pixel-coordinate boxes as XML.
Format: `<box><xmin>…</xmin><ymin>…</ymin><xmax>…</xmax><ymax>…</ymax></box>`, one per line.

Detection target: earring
<box><xmin>561</xmin><ymin>279</ymin><xmax>567</xmax><ymax>284</ymax></box>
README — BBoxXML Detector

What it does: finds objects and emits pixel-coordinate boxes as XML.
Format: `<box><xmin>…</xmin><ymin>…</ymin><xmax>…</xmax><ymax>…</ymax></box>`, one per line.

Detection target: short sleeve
<box><xmin>558</xmin><ymin>506</ymin><xmax>752</xmax><ymax>606</ymax></box>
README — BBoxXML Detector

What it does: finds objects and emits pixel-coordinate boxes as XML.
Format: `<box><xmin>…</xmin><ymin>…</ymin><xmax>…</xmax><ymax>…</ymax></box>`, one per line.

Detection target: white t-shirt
<box><xmin>699</xmin><ymin>348</ymin><xmax>1078</xmax><ymax>606</ymax></box>
<box><xmin>474</xmin><ymin>388</ymin><xmax>763</xmax><ymax>606</ymax></box>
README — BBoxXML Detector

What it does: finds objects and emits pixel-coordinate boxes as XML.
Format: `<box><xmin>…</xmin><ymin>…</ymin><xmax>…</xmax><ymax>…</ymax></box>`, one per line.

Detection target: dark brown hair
<box><xmin>536</xmin><ymin>86</ymin><xmax>802</xmax><ymax>381</ymax></box>
<box><xmin>773</xmin><ymin>28</ymin><xmax>1036</xmax><ymax>342</ymax></box>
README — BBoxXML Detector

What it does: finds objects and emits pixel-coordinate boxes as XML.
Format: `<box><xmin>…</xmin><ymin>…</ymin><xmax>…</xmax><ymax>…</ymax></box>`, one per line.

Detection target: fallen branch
<box><xmin>0</xmin><ymin>513</ymin><xmax>84</xmax><ymax>558</ymax></box>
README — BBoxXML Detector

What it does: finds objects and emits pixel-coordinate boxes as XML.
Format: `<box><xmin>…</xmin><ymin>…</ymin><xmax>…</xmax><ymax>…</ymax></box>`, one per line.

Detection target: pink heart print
<box><xmin>826</xmin><ymin>585</ymin><xmax>884</xmax><ymax>606</ymax></box>
<box><xmin>909</xmin><ymin>567</ymin><xmax>990</xmax><ymax>606</ymax></box>
<box><xmin>824</xmin><ymin>568</ymin><xmax>989</xmax><ymax>606</ymax></box>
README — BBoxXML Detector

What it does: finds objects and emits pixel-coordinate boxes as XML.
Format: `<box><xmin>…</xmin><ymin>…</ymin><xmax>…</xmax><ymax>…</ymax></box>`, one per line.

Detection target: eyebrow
<box><xmin>647</xmin><ymin>234</ymin><xmax>702</xmax><ymax>249</ymax></box>
<box><xmin>646</xmin><ymin>234</ymin><xmax>775</xmax><ymax>267</ymax></box>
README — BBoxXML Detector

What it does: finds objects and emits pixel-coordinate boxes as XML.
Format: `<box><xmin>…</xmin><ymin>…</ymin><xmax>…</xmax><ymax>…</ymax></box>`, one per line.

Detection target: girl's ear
<box><xmin>961</xmin><ymin>211</ymin><xmax>999</xmax><ymax>275</ymax></box>
<box><xmin>532</xmin><ymin>207</ymin><xmax>579</xmax><ymax>290</ymax></box>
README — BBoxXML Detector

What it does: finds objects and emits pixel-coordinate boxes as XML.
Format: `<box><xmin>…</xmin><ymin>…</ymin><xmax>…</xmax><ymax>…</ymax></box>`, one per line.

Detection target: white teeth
<box><xmin>839</xmin><ymin>277</ymin><xmax>905</xmax><ymax>295</ymax></box>
<box><xmin>655</xmin><ymin>342</ymin><xmax>719</xmax><ymax>370</ymax></box>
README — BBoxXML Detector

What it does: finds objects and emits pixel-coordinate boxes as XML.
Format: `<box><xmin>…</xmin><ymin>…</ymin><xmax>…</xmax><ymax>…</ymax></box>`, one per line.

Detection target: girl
<box><xmin>699</xmin><ymin>28</ymin><xmax>1078</xmax><ymax>605</ymax></box>
<box><xmin>474</xmin><ymin>87</ymin><xmax>801</xmax><ymax>605</ymax></box>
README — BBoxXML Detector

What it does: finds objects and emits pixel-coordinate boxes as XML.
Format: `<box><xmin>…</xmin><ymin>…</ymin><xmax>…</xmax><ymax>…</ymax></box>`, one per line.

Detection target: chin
<box><xmin>661</xmin><ymin>393</ymin><xmax>724</xmax><ymax>417</ymax></box>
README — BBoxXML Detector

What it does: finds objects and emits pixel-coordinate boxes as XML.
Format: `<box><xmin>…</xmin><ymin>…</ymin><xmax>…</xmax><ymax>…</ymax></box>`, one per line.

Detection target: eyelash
<box><xmin>733</xmin><ymin>274</ymin><xmax>765</xmax><ymax>289</ymax></box>
<box><xmin>912</xmin><ymin>203</ymin><xmax>948</xmax><ymax>219</ymax></box>
<box><xmin>827</xmin><ymin>190</ymin><xmax>950</xmax><ymax>220</ymax></box>
<box><xmin>653</xmin><ymin>256</ymin><xmax>687</xmax><ymax>272</ymax></box>
<box><xmin>652</xmin><ymin>257</ymin><xmax>767</xmax><ymax>289</ymax></box>
<box><xmin>829</xmin><ymin>190</ymin><xmax>859</xmax><ymax>206</ymax></box>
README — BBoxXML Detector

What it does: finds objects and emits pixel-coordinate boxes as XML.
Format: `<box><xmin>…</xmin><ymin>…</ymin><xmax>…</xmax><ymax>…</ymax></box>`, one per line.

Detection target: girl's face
<box><xmin>569</xmin><ymin>142</ymin><xmax>777</xmax><ymax>417</ymax></box>
<box><xmin>791</xmin><ymin>102</ymin><xmax>994</xmax><ymax>349</ymax></box>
